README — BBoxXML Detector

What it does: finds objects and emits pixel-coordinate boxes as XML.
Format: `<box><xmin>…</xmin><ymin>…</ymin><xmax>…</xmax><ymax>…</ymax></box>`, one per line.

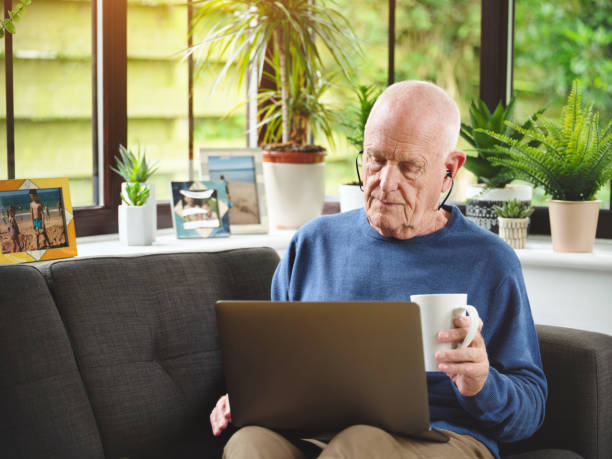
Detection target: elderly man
<box><xmin>211</xmin><ymin>81</ymin><xmax>547</xmax><ymax>459</ymax></box>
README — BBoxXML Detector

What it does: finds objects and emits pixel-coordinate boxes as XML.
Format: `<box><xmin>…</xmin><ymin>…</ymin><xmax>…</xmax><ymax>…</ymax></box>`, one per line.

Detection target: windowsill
<box><xmin>75</xmin><ymin>228</ymin><xmax>296</xmax><ymax>259</ymax></box>
<box><xmin>74</xmin><ymin>229</ymin><xmax>612</xmax><ymax>272</ymax></box>
<box><xmin>516</xmin><ymin>235</ymin><xmax>612</xmax><ymax>272</ymax></box>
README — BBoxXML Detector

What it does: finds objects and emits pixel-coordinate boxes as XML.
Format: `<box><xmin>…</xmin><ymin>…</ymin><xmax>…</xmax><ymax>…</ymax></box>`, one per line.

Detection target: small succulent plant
<box><xmin>121</xmin><ymin>183</ymin><xmax>150</xmax><ymax>206</ymax></box>
<box><xmin>111</xmin><ymin>145</ymin><xmax>158</xmax><ymax>183</ymax></box>
<box><xmin>494</xmin><ymin>199</ymin><xmax>534</xmax><ymax>219</ymax></box>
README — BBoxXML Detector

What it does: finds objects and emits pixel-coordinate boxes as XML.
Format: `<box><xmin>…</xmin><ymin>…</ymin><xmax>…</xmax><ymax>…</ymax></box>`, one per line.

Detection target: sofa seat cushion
<box><xmin>41</xmin><ymin>248</ymin><xmax>280</xmax><ymax>459</ymax></box>
<box><xmin>0</xmin><ymin>265</ymin><xmax>104</xmax><ymax>459</ymax></box>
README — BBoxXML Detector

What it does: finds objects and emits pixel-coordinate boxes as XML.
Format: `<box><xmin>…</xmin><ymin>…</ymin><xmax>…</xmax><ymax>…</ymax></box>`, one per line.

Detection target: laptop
<box><xmin>215</xmin><ymin>301</ymin><xmax>449</xmax><ymax>442</ymax></box>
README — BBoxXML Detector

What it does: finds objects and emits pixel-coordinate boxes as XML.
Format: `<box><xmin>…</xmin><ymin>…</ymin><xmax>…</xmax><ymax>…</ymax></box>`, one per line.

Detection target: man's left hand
<box><xmin>435</xmin><ymin>316</ymin><xmax>489</xmax><ymax>397</ymax></box>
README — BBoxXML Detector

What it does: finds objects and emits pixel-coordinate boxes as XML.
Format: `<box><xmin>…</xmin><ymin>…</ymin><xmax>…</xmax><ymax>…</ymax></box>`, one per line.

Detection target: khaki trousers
<box><xmin>223</xmin><ymin>425</ymin><xmax>494</xmax><ymax>459</ymax></box>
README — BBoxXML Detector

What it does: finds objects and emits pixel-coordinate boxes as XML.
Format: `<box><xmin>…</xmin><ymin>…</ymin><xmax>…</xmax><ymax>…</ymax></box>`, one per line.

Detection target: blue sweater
<box><xmin>271</xmin><ymin>206</ymin><xmax>547</xmax><ymax>458</ymax></box>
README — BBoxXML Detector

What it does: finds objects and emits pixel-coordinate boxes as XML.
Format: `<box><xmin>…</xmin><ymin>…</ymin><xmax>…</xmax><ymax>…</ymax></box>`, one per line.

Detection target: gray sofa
<box><xmin>1</xmin><ymin>248</ymin><xmax>610</xmax><ymax>459</ymax></box>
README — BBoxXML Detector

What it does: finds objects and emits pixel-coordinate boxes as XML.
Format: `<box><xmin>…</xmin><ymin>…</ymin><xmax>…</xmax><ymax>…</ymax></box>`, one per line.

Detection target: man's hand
<box><xmin>435</xmin><ymin>316</ymin><xmax>489</xmax><ymax>397</ymax></box>
<box><xmin>210</xmin><ymin>394</ymin><xmax>231</xmax><ymax>436</ymax></box>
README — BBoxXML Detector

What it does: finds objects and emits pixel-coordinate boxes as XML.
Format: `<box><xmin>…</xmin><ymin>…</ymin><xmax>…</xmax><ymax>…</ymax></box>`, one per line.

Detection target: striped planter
<box><xmin>498</xmin><ymin>217</ymin><xmax>529</xmax><ymax>249</ymax></box>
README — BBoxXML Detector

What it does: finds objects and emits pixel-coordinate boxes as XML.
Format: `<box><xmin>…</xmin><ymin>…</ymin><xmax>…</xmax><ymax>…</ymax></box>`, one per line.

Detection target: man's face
<box><xmin>362</xmin><ymin>128</ymin><xmax>446</xmax><ymax>239</ymax></box>
<box><xmin>30</xmin><ymin>194</ymin><xmax>38</xmax><ymax>203</ymax></box>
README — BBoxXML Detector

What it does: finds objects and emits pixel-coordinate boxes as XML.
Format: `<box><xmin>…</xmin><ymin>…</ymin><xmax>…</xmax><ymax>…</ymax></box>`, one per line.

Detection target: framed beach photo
<box><xmin>0</xmin><ymin>177</ymin><xmax>77</xmax><ymax>264</ymax></box>
<box><xmin>199</xmin><ymin>148</ymin><xmax>268</xmax><ymax>234</ymax></box>
<box><xmin>170</xmin><ymin>180</ymin><xmax>230</xmax><ymax>238</ymax></box>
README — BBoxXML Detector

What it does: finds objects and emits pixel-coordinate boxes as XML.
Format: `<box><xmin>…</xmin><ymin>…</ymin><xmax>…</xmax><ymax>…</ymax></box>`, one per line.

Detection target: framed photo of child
<box><xmin>0</xmin><ymin>177</ymin><xmax>77</xmax><ymax>264</ymax></box>
<box><xmin>170</xmin><ymin>180</ymin><xmax>231</xmax><ymax>238</ymax></box>
<box><xmin>198</xmin><ymin>148</ymin><xmax>268</xmax><ymax>234</ymax></box>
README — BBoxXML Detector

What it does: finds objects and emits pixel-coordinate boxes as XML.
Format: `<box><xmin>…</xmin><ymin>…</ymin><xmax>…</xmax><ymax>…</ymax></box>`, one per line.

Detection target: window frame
<box><xmin>2</xmin><ymin>0</ymin><xmax>610</xmax><ymax>238</ymax></box>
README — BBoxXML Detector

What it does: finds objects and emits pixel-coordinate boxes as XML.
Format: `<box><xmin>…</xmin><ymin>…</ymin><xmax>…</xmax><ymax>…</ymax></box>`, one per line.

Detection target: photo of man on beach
<box><xmin>208</xmin><ymin>155</ymin><xmax>260</xmax><ymax>225</ymax></box>
<box><xmin>0</xmin><ymin>187</ymin><xmax>69</xmax><ymax>254</ymax></box>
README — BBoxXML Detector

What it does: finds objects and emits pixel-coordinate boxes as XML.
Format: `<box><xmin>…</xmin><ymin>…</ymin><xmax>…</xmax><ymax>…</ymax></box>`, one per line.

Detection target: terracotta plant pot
<box><xmin>548</xmin><ymin>200</ymin><xmax>600</xmax><ymax>253</ymax></box>
<box><xmin>465</xmin><ymin>184</ymin><xmax>532</xmax><ymax>233</ymax></box>
<box><xmin>262</xmin><ymin>150</ymin><xmax>326</xmax><ymax>229</ymax></box>
<box><xmin>498</xmin><ymin>217</ymin><xmax>529</xmax><ymax>249</ymax></box>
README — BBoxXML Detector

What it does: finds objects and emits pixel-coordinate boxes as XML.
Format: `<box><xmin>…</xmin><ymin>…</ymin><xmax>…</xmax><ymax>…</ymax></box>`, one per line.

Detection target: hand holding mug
<box><xmin>436</xmin><ymin>314</ymin><xmax>489</xmax><ymax>396</ymax></box>
<box><xmin>410</xmin><ymin>293</ymin><xmax>489</xmax><ymax>397</ymax></box>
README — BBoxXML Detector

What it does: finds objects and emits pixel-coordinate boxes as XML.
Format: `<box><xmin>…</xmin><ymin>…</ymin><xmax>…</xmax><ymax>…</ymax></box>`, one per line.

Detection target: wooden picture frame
<box><xmin>0</xmin><ymin>177</ymin><xmax>77</xmax><ymax>264</ymax></box>
<box><xmin>198</xmin><ymin>148</ymin><xmax>268</xmax><ymax>234</ymax></box>
<box><xmin>170</xmin><ymin>180</ymin><xmax>231</xmax><ymax>238</ymax></box>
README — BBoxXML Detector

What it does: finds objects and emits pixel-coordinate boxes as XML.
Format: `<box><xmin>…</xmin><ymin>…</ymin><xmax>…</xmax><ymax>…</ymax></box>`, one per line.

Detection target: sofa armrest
<box><xmin>501</xmin><ymin>325</ymin><xmax>612</xmax><ymax>459</ymax></box>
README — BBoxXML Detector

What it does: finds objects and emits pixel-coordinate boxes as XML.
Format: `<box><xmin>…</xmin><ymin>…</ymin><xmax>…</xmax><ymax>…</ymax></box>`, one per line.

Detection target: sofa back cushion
<box><xmin>0</xmin><ymin>265</ymin><xmax>105</xmax><ymax>459</ymax></box>
<box><xmin>42</xmin><ymin>248</ymin><xmax>280</xmax><ymax>459</ymax></box>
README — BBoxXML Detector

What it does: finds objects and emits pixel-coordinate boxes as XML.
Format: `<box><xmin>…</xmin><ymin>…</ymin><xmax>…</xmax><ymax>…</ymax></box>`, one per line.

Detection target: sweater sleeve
<box><xmin>453</xmin><ymin>274</ymin><xmax>547</xmax><ymax>443</ymax></box>
<box><xmin>271</xmin><ymin>236</ymin><xmax>297</xmax><ymax>301</ymax></box>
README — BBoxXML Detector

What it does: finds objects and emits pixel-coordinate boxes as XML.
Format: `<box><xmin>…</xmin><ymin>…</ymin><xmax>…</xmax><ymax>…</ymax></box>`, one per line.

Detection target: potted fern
<box><xmin>460</xmin><ymin>98</ymin><xmax>544</xmax><ymax>233</ymax></box>
<box><xmin>494</xmin><ymin>199</ymin><xmax>534</xmax><ymax>249</ymax></box>
<box><xmin>118</xmin><ymin>183</ymin><xmax>154</xmax><ymax>246</ymax></box>
<box><xmin>483</xmin><ymin>81</ymin><xmax>612</xmax><ymax>253</ymax></box>
<box><xmin>188</xmin><ymin>0</ymin><xmax>359</xmax><ymax>228</ymax></box>
<box><xmin>338</xmin><ymin>84</ymin><xmax>381</xmax><ymax>212</ymax></box>
<box><xmin>111</xmin><ymin>145</ymin><xmax>158</xmax><ymax>240</ymax></box>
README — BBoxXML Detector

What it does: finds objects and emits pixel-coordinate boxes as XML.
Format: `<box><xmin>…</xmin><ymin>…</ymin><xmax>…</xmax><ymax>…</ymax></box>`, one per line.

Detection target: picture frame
<box><xmin>0</xmin><ymin>177</ymin><xmax>77</xmax><ymax>264</ymax></box>
<box><xmin>170</xmin><ymin>180</ymin><xmax>231</xmax><ymax>238</ymax></box>
<box><xmin>198</xmin><ymin>148</ymin><xmax>268</xmax><ymax>234</ymax></box>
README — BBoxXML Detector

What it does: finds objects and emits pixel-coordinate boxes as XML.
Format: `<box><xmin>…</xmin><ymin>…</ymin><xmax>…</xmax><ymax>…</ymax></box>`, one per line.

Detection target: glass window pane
<box><xmin>0</xmin><ymin>1</ymin><xmax>6</xmax><ymax>179</ymax></box>
<box><xmin>514</xmin><ymin>0</ymin><xmax>612</xmax><ymax>209</ymax></box>
<box><xmin>11</xmin><ymin>0</ymin><xmax>94</xmax><ymax>207</ymax></box>
<box><xmin>396</xmin><ymin>0</ymin><xmax>481</xmax><ymax>203</ymax></box>
<box><xmin>316</xmin><ymin>0</ymin><xmax>389</xmax><ymax>195</ymax></box>
<box><xmin>127</xmin><ymin>0</ymin><xmax>246</xmax><ymax>203</ymax></box>
<box><xmin>317</xmin><ymin>0</ymin><xmax>481</xmax><ymax>198</ymax></box>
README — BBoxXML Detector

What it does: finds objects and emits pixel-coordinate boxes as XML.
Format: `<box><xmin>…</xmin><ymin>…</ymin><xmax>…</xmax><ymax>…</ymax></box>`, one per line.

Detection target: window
<box><xmin>2</xmin><ymin>0</ymin><xmax>609</xmax><ymax>237</ymax></box>
<box><xmin>4</xmin><ymin>0</ymin><xmax>95</xmax><ymax>207</ymax></box>
<box><xmin>514</xmin><ymin>0</ymin><xmax>611</xmax><ymax>209</ymax></box>
<box><xmin>127</xmin><ymin>0</ymin><xmax>247</xmax><ymax>202</ymax></box>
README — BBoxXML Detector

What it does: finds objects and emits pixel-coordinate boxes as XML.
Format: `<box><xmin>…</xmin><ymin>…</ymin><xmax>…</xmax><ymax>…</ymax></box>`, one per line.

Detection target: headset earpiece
<box><xmin>439</xmin><ymin>170</ymin><xmax>454</xmax><ymax>210</ymax></box>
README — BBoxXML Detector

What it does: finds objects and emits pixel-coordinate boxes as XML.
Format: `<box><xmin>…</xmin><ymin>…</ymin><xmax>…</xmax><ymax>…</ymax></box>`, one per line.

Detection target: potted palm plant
<box><xmin>493</xmin><ymin>199</ymin><xmax>534</xmax><ymax>249</ymax></box>
<box><xmin>189</xmin><ymin>0</ymin><xmax>359</xmax><ymax>228</ymax></box>
<box><xmin>111</xmin><ymin>145</ymin><xmax>158</xmax><ymax>241</ymax></box>
<box><xmin>460</xmin><ymin>98</ymin><xmax>544</xmax><ymax>233</ymax></box>
<box><xmin>483</xmin><ymin>81</ymin><xmax>612</xmax><ymax>253</ymax></box>
<box><xmin>338</xmin><ymin>84</ymin><xmax>381</xmax><ymax>212</ymax></box>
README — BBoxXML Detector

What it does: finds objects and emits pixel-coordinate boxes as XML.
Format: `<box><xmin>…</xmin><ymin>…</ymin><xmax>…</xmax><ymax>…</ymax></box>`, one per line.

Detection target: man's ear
<box><xmin>444</xmin><ymin>150</ymin><xmax>466</xmax><ymax>179</ymax></box>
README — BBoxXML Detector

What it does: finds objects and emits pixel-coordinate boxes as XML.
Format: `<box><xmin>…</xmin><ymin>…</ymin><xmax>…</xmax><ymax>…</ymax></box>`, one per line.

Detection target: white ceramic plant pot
<box><xmin>118</xmin><ymin>204</ymin><xmax>154</xmax><ymax>246</ymax></box>
<box><xmin>339</xmin><ymin>184</ymin><xmax>364</xmax><ymax>213</ymax></box>
<box><xmin>262</xmin><ymin>150</ymin><xmax>326</xmax><ymax>229</ymax></box>
<box><xmin>121</xmin><ymin>182</ymin><xmax>156</xmax><ymax>241</ymax></box>
<box><xmin>498</xmin><ymin>217</ymin><xmax>529</xmax><ymax>249</ymax></box>
<box><xmin>548</xmin><ymin>200</ymin><xmax>600</xmax><ymax>253</ymax></box>
<box><xmin>465</xmin><ymin>184</ymin><xmax>532</xmax><ymax>233</ymax></box>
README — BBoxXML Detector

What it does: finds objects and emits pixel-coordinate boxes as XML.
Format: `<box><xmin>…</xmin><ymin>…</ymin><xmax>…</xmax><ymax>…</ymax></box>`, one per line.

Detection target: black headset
<box><xmin>355</xmin><ymin>150</ymin><xmax>454</xmax><ymax>209</ymax></box>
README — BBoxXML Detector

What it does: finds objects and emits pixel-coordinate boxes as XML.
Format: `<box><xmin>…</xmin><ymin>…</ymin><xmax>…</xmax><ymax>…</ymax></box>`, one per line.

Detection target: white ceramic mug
<box><xmin>410</xmin><ymin>293</ymin><xmax>480</xmax><ymax>372</ymax></box>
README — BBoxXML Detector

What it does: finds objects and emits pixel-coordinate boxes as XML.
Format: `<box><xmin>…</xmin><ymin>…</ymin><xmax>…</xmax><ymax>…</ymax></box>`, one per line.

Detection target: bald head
<box><xmin>365</xmin><ymin>81</ymin><xmax>460</xmax><ymax>157</ymax></box>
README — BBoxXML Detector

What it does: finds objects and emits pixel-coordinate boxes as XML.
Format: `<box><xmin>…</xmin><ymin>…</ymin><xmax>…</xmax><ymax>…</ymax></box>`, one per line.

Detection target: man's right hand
<box><xmin>210</xmin><ymin>394</ymin><xmax>231</xmax><ymax>436</ymax></box>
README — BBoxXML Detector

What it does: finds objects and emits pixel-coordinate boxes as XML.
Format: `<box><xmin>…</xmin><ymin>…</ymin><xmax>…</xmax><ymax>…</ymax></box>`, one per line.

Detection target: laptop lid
<box><xmin>215</xmin><ymin>301</ymin><xmax>446</xmax><ymax>440</ymax></box>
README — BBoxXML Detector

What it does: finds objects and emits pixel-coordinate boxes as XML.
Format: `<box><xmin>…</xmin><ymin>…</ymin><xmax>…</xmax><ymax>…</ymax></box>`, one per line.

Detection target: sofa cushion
<box><xmin>500</xmin><ymin>325</ymin><xmax>612</xmax><ymax>459</ymax></box>
<box><xmin>41</xmin><ymin>248</ymin><xmax>280</xmax><ymax>459</ymax></box>
<box><xmin>0</xmin><ymin>265</ymin><xmax>104</xmax><ymax>459</ymax></box>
